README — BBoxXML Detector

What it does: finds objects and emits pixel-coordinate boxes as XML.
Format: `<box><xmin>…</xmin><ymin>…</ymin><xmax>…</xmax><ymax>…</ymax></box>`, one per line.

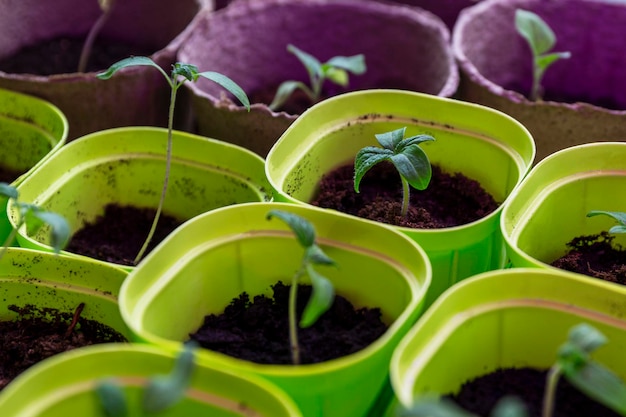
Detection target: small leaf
<box><xmin>400</xmin><ymin>398</ymin><xmax>480</xmax><ymax>417</ymax></box>
<box><xmin>324</xmin><ymin>66</ymin><xmax>349</xmax><ymax>87</ymax></box>
<box><xmin>609</xmin><ymin>225</ymin><xmax>626</xmax><ymax>234</ymax></box>
<box><xmin>197</xmin><ymin>71</ymin><xmax>250</xmax><ymax>110</ymax></box>
<box><xmin>299</xmin><ymin>264</ymin><xmax>335</xmax><ymax>328</ymax></box>
<box><xmin>305</xmin><ymin>244</ymin><xmax>336</xmax><ymax>266</ymax></box>
<box><xmin>96</xmin><ymin>56</ymin><xmax>162</xmax><ymax>80</ymax></box>
<box><xmin>353</xmin><ymin>147</ymin><xmax>393</xmax><ymax>192</ymax></box>
<box><xmin>269</xmin><ymin>80</ymin><xmax>308</xmax><ymax>111</ymax></box>
<box><xmin>564</xmin><ymin>361</ymin><xmax>626</xmax><ymax>415</ymax></box>
<box><xmin>0</xmin><ymin>183</ymin><xmax>18</xmax><ymax>200</ymax></box>
<box><xmin>287</xmin><ymin>44</ymin><xmax>323</xmax><ymax>81</ymax></box>
<box><xmin>396</xmin><ymin>134</ymin><xmax>436</xmax><ymax>153</ymax></box>
<box><xmin>327</xmin><ymin>54</ymin><xmax>367</xmax><ymax>75</ymax></box>
<box><xmin>535</xmin><ymin>51</ymin><xmax>571</xmax><ymax>73</ymax></box>
<box><xmin>172</xmin><ymin>62</ymin><xmax>199</xmax><ymax>83</ymax></box>
<box><xmin>267</xmin><ymin>210</ymin><xmax>316</xmax><ymax>248</ymax></box>
<box><xmin>515</xmin><ymin>9</ymin><xmax>556</xmax><ymax>56</ymax></box>
<box><xmin>390</xmin><ymin>144</ymin><xmax>433</xmax><ymax>191</ymax></box>
<box><xmin>95</xmin><ymin>379</ymin><xmax>129</xmax><ymax>417</ymax></box>
<box><xmin>490</xmin><ymin>397</ymin><xmax>529</xmax><ymax>417</ymax></box>
<box><xmin>143</xmin><ymin>343</ymin><xmax>197</xmax><ymax>413</ymax></box>
<box><xmin>21</xmin><ymin>204</ymin><xmax>44</xmax><ymax>236</ymax></box>
<box><xmin>33</xmin><ymin>211</ymin><xmax>71</xmax><ymax>254</ymax></box>
<box><xmin>587</xmin><ymin>210</ymin><xmax>626</xmax><ymax>230</ymax></box>
<box><xmin>567</xmin><ymin>323</ymin><xmax>607</xmax><ymax>354</ymax></box>
<box><xmin>375</xmin><ymin>127</ymin><xmax>407</xmax><ymax>150</ymax></box>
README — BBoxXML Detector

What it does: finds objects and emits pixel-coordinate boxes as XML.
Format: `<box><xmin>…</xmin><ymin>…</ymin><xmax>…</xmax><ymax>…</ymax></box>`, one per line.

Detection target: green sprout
<box><xmin>587</xmin><ymin>211</ymin><xmax>626</xmax><ymax>234</ymax></box>
<box><xmin>354</xmin><ymin>127</ymin><xmax>435</xmax><ymax>218</ymax></box>
<box><xmin>97</xmin><ymin>57</ymin><xmax>250</xmax><ymax>265</ymax></box>
<box><xmin>96</xmin><ymin>343</ymin><xmax>197</xmax><ymax>417</ymax></box>
<box><xmin>515</xmin><ymin>9</ymin><xmax>571</xmax><ymax>101</ymax></box>
<box><xmin>78</xmin><ymin>0</ymin><xmax>117</xmax><ymax>73</ymax></box>
<box><xmin>0</xmin><ymin>182</ymin><xmax>70</xmax><ymax>260</ymax></box>
<box><xmin>269</xmin><ymin>44</ymin><xmax>366</xmax><ymax>111</ymax></box>
<box><xmin>401</xmin><ymin>323</ymin><xmax>626</xmax><ymax>417</ymax></box>
<box><xmin>266</xmin><ymin>209</ymin><xmax>337</xmax><ymax>365</ymax></box>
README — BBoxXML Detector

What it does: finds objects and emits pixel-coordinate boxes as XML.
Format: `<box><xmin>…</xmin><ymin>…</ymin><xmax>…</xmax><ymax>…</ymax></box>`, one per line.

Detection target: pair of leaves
<box><xmin>266</xmin><ymin>210</ymin><xmax>336</xmax><ymax>328</ymax></box>
<box><xmin>587</xmin><ymin>210</ymin><xmax>626</xmax><ymax>235</ymax></box>
<box><xmin>354</xmin><ymin>127</ymin><xmax>434</xmax><ymax>193</ymax></box>
<box><xmin>269</xmin><ymin>44</ymin><xmax>366</xmax><ymax>111</ymax></box>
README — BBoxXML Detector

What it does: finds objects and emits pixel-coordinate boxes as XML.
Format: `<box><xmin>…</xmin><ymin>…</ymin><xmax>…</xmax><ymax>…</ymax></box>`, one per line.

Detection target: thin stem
<box><xmin>400</xmin><ymin>176</ymin><xmax>410</xmax><ymax>217</ymax></box>
<box><xmin>64</xmin><ymin>302</ymin><xmax>85</xmax><ymax>338</ymax></box>
<box><xmin>530</xmin><ymin>60</ymin><xmax>542</xmax><ymax>101</ymax></box>
<box><xmin>134</xmin><ymin>80</ymin><xmax>179</xmax><ymax>265</ymax></box>
<box><xmin>542</xmin><ymin>364</ymin><xmax>562</xmax><ymax>417</ymax></box>
<box><xmin>289</xmin><ymin>265</ymin><xmax>306</xmax><ymax>365</ymax></box>
<box><xmin>77</xmin><ymin>0</ymin><xmax>116</xmax><ymax>73</ymax></box>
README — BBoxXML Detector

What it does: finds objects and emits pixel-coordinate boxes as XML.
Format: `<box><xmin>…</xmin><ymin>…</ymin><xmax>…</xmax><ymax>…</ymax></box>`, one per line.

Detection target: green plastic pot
<box><xmin>0</xmin><ymin>87</ymin><xmax>68</xmax><ymax>243</ymax></box>
<box><xmin>390</xmin><ymin>268</ymin><xmax>626</xmax><ymax>411</ymax></box>
<box><xmin>119</xmin><ymin>202</ymin><xmax>432</xmax><ymax>417</ymax></box>
<box><xmin>0</xmin><ymin>343</ymin><xmax>302</xmax><ymax>417</ymax></box>
<box><xmin>501</xmin><ymin>142</ymin><xmax>626</xmax><ymax>273</ymax></box>
<box><xmin>265</xmin><ymin>89</ymin><xmax>535</xmax><ymax>306</ymax></box>
<box><xmin>7</xmin><ymin>127</ymin><xmax>271</xmax><ymax>270</ymax></box>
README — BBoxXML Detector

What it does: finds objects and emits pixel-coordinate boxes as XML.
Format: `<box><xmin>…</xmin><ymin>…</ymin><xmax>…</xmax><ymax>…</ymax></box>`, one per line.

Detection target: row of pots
<box><xmin>1</xmin><ymin>86</ymin><xmax>626</xmax><ymax>415</ymax></box>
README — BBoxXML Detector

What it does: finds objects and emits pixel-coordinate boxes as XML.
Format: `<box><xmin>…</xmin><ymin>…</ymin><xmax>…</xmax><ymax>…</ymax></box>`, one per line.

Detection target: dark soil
<box><xmin>551</xmin><ymin>232</ymin><xmax>626</xmax><ymax>284</ymax></box>
<box><xmin>448</xmin><ymin>367</ymin><xmax>620</xmax><ymax>417</ymax></box>
<box><xmin>0</xmin><ymin>166</ymin><xmax>24</xmax><ymax>184</ymax></box>
<box><xmin>66</xmin><ymin>204</ymin><xmax>183</xmax><ymax>266</ymax></box>
<box><xmin>311</xmin><ymin>162</ymin><xmax>499</xmax><ymax>228</ymax></box>
<box><xmin>0</xmin><ymin>36</ymin><xmax>153</xmax><ymax>75</ymax></box>
<box><xmin>189</xmin><ymin>282</ymin><xmax>389</xmax><ymax>365</ymax></box>
<box><xmin>0</xmin><ymin>303</ymin><xmax>127</xmax><ymax>390</ymax></box>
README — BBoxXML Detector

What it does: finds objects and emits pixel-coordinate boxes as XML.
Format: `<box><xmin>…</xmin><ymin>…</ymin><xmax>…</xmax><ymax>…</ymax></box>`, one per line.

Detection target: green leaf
<box><xmin>0</xmin><ymin>182</ymin><xmax>18</xmax><ymax>200</ymax></box>
<box><xmin>287</xmin><ymin>44</ymin><xmax>322</xmax><ymax>81</ymax></box>
<box><xmin>567</xmin><ymin>323</ymin><xmax>607</xmax><ymax>353</ymax></box>
<box><xmin>327</xmin><ymin>54</ymin><xmax>367</xmax><ymax>75</ymax></box>
<box><xmin>198</xmin><ymin>71</ymin><xmax>250</xmax><ymax>110</ymax></box>
<box><xmin>353</xmin><ymin>147</ymin><xmax>393</xmax><ymax>192</ymax></box>
<box><xmin>397</xmin><ymin>134</ymin><xmax>436</xmax><ymax>153</ymax></box>
<box><xmin>269</xmin><ymin>80</ymin><xmax>308</xmax><ymax>111</ymax></box>
<box><xmin>535</xmin><ymin>51</ymin><xmax>571</xmax><ymax>73</ymax></box>
<box><xmin>300</xmin><ymin>264</ymin><xmax>335</xmax><ymax>328</ymax></box>
<box><xmin>95</xmin><ymin>379</ymin><xmax>129</xmax><ymax>417</ymax></box>
<box><xmin>609</xmin><ymin>225</ymin><xmax>626</xmax><ymax>234</ymax></box>
<box><xmin>390</xmin><ymin>144</ymin><xmax>433</xmax><ymax>191</ymax></box>
<box><xmin>564</xmin><ymin>361</ymin><xmax>626</xmax><ymax>415</ymax></box>
<box><xmin>96</xmin><ymin>56</ymin><xmax>164</xmax><ymax>80</ymax></box>
<box><xmin>400</xmin><ymin>398</ymin><xmax>480</xmax><ymax>417</ymax></box>
<box><xmin>143</xmin><ymin>343</ymin><xmax>197</xmax><ymax>413</ymax></box>
<box><xmin>490</xmin><ymin>397</ymin><xmax>529</xmax><ymax>417</ymax></box>
<box><xmin>587</xmin><ymin>210</ymin><xmax>626</xmax><ymax>228</ymax></box>
<box><xmin>375</xmin><ymin>127</ymin><xmax>407</xmax><ymax>150</ymax></box>
<box><xmin>515</xmin><ymin>9</ymin><xmax>556</xmax><ymax>56</ymax></box>
<box><xmin>33</xmin><ymin>211</ymin><xmax>71</xmax><ymax>254</ymax></box>
<box><xmin>267</xmin><ymin>210</ymin><xmax>316</xmax><ymax>248</ymax></box>
<box><xmin>305</xmin><ymin>244</ymin><xmax>336</xmax><ymax>266</ymax></box>
<box><xmin>172</xmin><ymin>62</ymin><xmax>199</xmax><ymax>83</ymax></box>
<box><xmin>323</xmin><ymin>66</ymin><xmax>349</xmax><ymax>87</ymax></box>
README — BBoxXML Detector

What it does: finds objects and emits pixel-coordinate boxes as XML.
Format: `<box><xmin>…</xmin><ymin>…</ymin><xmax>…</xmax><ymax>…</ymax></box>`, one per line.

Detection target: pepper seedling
<box><xmin>96</xmin><ymin>343</ymin><xmax>197</xmax><ymax>417</ymax></box>
<box><xmin>78</xmin><ymin>0</ymin><xmax>117</xmax><ymax>73</ymax></box>
<box><xmin>269</xmin><ymin>44</ymin><xmax>366</xmax><ymax>111</ymax></box>
<box><xmin>515</xmin><ymin>9</ymin><xmax>571</xmax><ymax>101</ymax></box>
<box><xmin>97</xmin><ymin>57</ymin><xmax>250</xmax><ymax>264</ymax></box>
<box><xmin>266</xmin><ymin>209</ymin><xmax>337</xmax><ymax>365</ymax></box>
<box><xmin>0</xmin><ymin>182</ymin><xmax>70</xmax><ymax>260</ymax></box>
<box><xmin>587</xmin><ymin>210</ymin><xmax>626</xmax><ymax>235</ymax></box>
<box><xmin>354</xmin><ymin>126</ymin><xmax>435</xmax><ymax>218</ymax></box>
<box><xmin>400</xmin><ymin>323</ymin><xmax>626</xmax><ymax>417</ymax></box>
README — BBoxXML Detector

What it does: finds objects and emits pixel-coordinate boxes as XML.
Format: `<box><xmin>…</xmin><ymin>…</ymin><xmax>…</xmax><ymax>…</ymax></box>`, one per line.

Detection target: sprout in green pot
<box><xmin>266</xmin><ymin>209</ymin><xmax>337</xmax><ymax>365</ymax></box>
<box><xmin>96</xmin><ymin>343</ymin><xmax>198</xmax><ymax>417</ymax></box>
<box><xmin>269</xmin><ymin>44</ymin><xmax>366</xmax><ymax>111</ymax></box>
<box><xmin>401</xmin><ymin>323</ymin><xmax>626</xmax><ymax>417</ymax></box>
<box><xmin>78</xmin><ymin>0</ymin><xmax>117</xmax><ymax>73</ymax></box>
<box><xmin>515</xmin><ymin>9</ymin><xmax>571</xmax><ymax>101</ymax></box>
<box><xmin>354</xmin><ymin>127</ymin><xmax>435</xmax><ymax>218</ymax></box>
<box><xmin>97</xmin><ymin>57</ymin><xmax>250</xmax><ymax>264</ymax></box>
<box><xmin>0</xmin><ymin>182</ymin><xmax>70</xmax><ymax>260</ymax></box>
<box><xmin>587</xmin><ymin>210</ymin><xmax>626</xmax><ymax>235</ymax></box>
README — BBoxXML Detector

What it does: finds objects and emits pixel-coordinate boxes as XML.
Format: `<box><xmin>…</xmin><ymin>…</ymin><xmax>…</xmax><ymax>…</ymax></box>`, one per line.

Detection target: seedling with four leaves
<box><xmin>400</xmin><ymin>323</ymin><xmax>626</xmax><ymax>417</ymax></box>
<box><xmin>97</xmin><ymin>57</ymin><xmax>250</xmax><ymax>264</ymax></box>
<box><xmin>0</xmin><ymin>182</ymin><xmax>70</xmax><ymax>260</ymax></box>
<box><xmin>515</xmin><ymin>9</ymin><xmax>571</xmax><ymax>101</ymax></box>
<box><xmin>269</xmin><ymin>44</ymin><xmax>366</xmax><ymax>111</ymax></box>
<box><xmin>354</xmin><ymin>126</ymin><xmax>435</xmax><ymax>218</ymax></box>
<box><xmin>266</xmin><ymin>209</ymin><xmax>337</xmax><ymax>365</ymax></box>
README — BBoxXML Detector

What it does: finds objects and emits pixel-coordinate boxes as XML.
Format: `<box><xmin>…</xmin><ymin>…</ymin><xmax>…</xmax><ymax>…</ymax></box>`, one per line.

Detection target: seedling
<box><xmin>400</xmin><ymin>323</ymin><xmax>626</xmax><ymax>417</ymax></box>
<box><xmin>515</xmin><ymin>9</ymin><xmax>571</xmax><ymax>101</ymax></box>
<box><xmin>96</xmin><ymin>343</ymin><xmax>197</xmax><ymax>417</ymax></box>
<box><xmin>354</xmin><ymin>127</ymin><xmax>435</xmax><ymax>217</ymax></box>
<box><xmin>269</xmin><ymin>44</ymin><xmax>366</xmax><ymax>111</ymax></box>
<box><xmin>587</xmin><ymin>210</ymin><xmax>626</xmax><ymax>234</ymax></box>
<box><xmin>266</xmin><ymin>209</ymin><xmax>337</xmax><ymax>365</ymax></box>
<box><xmin>0</xmin><ymin>182</ymin><xmax>70</xmax><ymax>260</ymax></box>
<box><xmin>97</xmin><ymin>57</ymin><xmax>250</xmax><ymax>264</ymax></box>
<box><xmin>78</xmin><ymin>0</ymin><xmax>117</xmax><ymax>73</ymax></box>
